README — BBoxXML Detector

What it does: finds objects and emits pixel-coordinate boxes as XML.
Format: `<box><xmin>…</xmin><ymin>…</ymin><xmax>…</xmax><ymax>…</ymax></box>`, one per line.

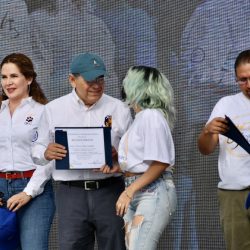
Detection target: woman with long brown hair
<box><xmin>0</xmin><ymin>53</ymin><xmax>55</xmax><ymax>250</ymax></box>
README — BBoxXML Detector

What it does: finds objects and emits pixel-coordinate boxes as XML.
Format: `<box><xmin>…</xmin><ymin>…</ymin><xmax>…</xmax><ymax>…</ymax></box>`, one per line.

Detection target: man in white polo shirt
<box><xmin>32</xmin><ymin>52</ymin><xmax>132</xmax><ymax>250</ymax></box>
<box><xmin>198</xmin><ymin>50</ymin><xmax>250</xmax><ymax>250</ymax></box>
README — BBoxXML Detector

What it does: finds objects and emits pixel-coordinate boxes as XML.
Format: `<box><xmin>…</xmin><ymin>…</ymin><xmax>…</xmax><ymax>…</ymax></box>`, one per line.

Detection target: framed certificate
<box><xmin>54</xmin><ymin>127</ymin><xmax>112</xmax><ymax>169</ymax></box>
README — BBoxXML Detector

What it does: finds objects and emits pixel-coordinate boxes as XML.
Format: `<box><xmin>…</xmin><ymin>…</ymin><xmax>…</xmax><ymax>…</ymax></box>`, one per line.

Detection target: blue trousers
<box><xmin>0</xmin><ymin>178</ymin><xmax>55</xmax><ymax>250</ymax></box>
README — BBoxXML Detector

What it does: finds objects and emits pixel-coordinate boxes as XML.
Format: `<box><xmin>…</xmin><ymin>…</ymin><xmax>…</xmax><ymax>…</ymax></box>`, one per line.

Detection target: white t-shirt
<box><xmin>118</xmin><ymin>109</ymin><xmax>175</xmax><ymax>173</ymax></box>
<box><xmin>32</xmin><ymin>90</ymin><xmax>132</xmax><ymax>181</ymax></box>
<box><xmin>0</xmin><ymin>97</ymin><xmax>53</xmax><ymax>197</ymax></box>
<box><xmin>208</xmin><ymin>92</ymin><xmax>250</xmax><ymax>190</ymax></box>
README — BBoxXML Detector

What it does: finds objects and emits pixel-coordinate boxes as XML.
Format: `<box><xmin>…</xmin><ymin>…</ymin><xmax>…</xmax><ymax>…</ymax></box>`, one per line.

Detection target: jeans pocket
<box><xmin>140</xmin><ymin>186</ymin><xmax>157</xmax><ymax>193</ymax></box>
<box><xmin>166</xmin><ymin>181</ymin><xmax>177</xmax><ymax>214</ymax></box>
<box><xmin>140</xmin><ymin>179</ymin><xmax>162</xmax><ymax>193</ymax></box>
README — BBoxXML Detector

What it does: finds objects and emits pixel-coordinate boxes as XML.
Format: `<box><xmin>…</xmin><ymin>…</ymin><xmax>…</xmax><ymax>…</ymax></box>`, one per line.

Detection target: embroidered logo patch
<box><xmin>25</xmin><ymin>116</ymin><xmax>33</xmax><ymax>125</ymax></box>
<box><xmin>93</xmin><ymin>59</ymin><xmax>100</xmax><ymax>68</ymax></box>
<box><xmin>104</xmin><ymin>115</ymin><xmax>112</xmax><ymax>127</ymax></box>
<box><xmin>32</xmin><ymin>131</ymin><xmax>38</xmax><ymax>142</ymax></box>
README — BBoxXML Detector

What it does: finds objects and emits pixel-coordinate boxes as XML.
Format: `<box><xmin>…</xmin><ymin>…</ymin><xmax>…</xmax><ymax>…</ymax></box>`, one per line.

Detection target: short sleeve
<box><xmin>207</xmin><ymin>96</ymin><xmax>229</xmax><ymax>123</ymax></box>
<box><xmin>142</xmin><ymin>110</ymin><xmax>175</xmax><ymax>166</ymax></box>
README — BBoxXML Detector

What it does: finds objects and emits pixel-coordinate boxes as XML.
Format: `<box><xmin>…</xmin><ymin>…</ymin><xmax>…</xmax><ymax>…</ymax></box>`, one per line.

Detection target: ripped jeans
<box><xmin>123</xmin><ymin>176</ymin><xmax>177</xmax><ymax>250</ymax></box>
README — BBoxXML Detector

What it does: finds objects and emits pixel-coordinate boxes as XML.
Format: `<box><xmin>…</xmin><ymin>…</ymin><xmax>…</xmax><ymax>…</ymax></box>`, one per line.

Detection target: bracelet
<box><xmin>124</xmin><ymin>190</ymin><xmax>133</xmax><ymax>200</ymax></box>
<box><xmin>24</xmin><ymin>192</ymin><xmax>32</xmax><ymax>199</ymax></box>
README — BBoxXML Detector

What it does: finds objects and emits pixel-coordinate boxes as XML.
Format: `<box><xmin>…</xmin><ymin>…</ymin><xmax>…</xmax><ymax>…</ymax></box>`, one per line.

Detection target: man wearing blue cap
<box><xmin>32</xmin><ymin>52</ymin><xmax>132</xmax><ymax>250</ymax></box>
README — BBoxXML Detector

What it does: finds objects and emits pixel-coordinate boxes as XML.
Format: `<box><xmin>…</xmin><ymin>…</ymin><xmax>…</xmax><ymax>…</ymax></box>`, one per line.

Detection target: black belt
<box><xmin>61</xmin><ymin>176</ymin><xmax>123</xmax><ymax>190</ymax></box>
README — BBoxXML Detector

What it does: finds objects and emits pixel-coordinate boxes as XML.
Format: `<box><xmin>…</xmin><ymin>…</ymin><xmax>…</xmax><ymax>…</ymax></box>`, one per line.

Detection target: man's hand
<box><xmin>204</xmin><ymin>117</ymin><xmax>229</xmax><ymax>135</ymax></box>
<box><xmin>95</xmin><ymin>164</ymin><xmax>122</xmax><ymax>174</ymax></box>
<box><xmin>44</xmin><ymin>143</ymin><xmax>67</xmax><ymax>161</ymax></box>
<box><xmin>7</xmin><ymin>192</ymin><xmax>32</xmax><ymax>212</ymax></box>
<box><xmin>198</xmin><ymin>117</ymin><xmax>228</xmax><ymax>155</ymax></box>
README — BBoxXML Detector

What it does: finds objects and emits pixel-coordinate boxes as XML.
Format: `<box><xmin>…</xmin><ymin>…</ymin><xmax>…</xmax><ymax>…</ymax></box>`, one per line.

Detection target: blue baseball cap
<box><xmin>0</xmin><ymin>207</ymin><xmax>20</xmax><ymax>250</ymax></box>
<box><xmin>70</xmin><ymin>52</ymin><xmax>108</xmax><ymax>81</ymax></box>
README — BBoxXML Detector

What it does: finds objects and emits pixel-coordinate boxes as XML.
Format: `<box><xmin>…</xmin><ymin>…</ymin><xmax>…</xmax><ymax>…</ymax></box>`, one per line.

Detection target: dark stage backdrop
<box><xmin>2</xmin><ymin>0</ymin><xmax>249</xmax><ymax>249</ymax></box>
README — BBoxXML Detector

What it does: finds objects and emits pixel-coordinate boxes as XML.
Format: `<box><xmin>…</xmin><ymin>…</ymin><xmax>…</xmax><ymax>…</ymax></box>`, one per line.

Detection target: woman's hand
<box><xmin>115</xmin><ymin>161</ymin><xmax>168</xmax><ymax>216</ymax></box>
<box><xmin>116</xmin><ymin>189</ymin><xmax>134</xmax><ymax>217</ymax></box>
<box><xmin>7</xmin><ymin>192</ymin><xmax>32</xmax><ymax>212</ymax></box>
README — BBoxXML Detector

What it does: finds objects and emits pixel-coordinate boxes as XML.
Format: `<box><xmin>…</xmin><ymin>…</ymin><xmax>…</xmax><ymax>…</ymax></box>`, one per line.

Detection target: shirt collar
<box><xmin>71</xmin><ymin>88</ymin><xmax>104</xmax><ymax>110</ymax></box>
<box><xmin>0</xmin><ymin>97</ymin><xmax>33</xmax><ymax>111</ymax></box>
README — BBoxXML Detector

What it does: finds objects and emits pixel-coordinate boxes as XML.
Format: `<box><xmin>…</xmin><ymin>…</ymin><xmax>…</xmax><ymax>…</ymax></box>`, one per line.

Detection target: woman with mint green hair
<box><xmin>116</xmin><ymin>66</ymin><xmax>177</xmax><ymax>250</ymax></box>
<box><xmin>123</xmin><ymin>65</ymin><xmax>175</xmax><ymax>129</ymax></box>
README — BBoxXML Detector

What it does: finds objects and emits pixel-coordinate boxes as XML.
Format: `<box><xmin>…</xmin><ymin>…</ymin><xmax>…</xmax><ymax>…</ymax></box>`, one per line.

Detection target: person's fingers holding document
<box><xmin>44</xmin><ymin>143</ymin><xmax>67</xmax><ymax>161</ymax></box>
<box><xmin>95</xmin><ymin>164</ymin><xmax>121</xmax><ymax>174</ymax></box>
<box><xmin>204</xmin><ymin>117</ymin><xmax>229</xmax><ymax>135</ymax></box>
<box><xmin>99</xmin><ymin>165</ymin><xmax>112</xmax><ymax>174</ymax></box>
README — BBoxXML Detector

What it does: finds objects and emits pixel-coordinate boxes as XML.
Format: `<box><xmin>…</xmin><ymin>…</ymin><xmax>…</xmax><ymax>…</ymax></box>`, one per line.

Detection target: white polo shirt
<box><xmin>0</xmin><ymin>97</ymin><xmax>53</xmax><ymax>197</ymax></box>
<box><xmin>32</xmin><ymin>90</ymin><xmax>132</xmax><ymax>181</ymax></box>
<box><xmin>118</xmin><ymin>109</ymin><xmax>175</xmax><ymax>173</ymax></box>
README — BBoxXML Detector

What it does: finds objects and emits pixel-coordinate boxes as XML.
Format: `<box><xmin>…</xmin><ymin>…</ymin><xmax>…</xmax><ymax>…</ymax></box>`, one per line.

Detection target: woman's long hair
<box><xmin>0</xmin><ymin>53</ymin><xmax>48</xmax><ymax>105</ymax></box>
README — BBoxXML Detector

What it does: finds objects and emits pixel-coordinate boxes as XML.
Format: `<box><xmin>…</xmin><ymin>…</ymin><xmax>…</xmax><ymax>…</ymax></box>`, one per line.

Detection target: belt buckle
<box><xmin>84</xmin><ymin>181</ymin><xmax>99</xmax><ymax>190</ymax></box>
<box><xmin>5</xmin><ymin>172</ymin><xmax>12</xmax><ymax>179</ymax></box>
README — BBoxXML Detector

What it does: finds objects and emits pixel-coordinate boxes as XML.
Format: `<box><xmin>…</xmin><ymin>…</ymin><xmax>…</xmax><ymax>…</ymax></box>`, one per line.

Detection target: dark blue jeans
<box><xmin>0</xmin><ymin>178</ymin><xmax>55</xmax><ymax>250</ymax></box>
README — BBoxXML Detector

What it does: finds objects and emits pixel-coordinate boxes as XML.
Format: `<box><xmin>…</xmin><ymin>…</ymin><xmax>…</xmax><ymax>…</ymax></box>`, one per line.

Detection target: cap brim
<box><xmin>81</xmin><ymin>69</ymin><xmax>108</xmax><ymax>82</ymax></box>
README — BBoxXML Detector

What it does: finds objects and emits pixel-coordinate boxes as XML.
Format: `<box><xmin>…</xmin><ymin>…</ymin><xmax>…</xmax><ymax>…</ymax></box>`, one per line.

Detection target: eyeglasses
<box><xmin>236</xmin><ymin>77</ymin><xmax>250</xmax><ymax>85</ymax></box>
<box><xmin>86</xmin><ymin>76</ymin><xmax>104</xmax><ymax>85</ymax></box>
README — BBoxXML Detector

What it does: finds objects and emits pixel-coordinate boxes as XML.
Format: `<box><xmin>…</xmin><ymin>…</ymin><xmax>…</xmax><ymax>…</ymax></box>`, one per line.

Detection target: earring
<box><xmin>1</xmin><ymin>88</ymin><xmax>6</xmax><ymax>96</ymax></box>
<box><xmin>28</xmin><ymin>84</ymin><xmax>31</xmax><ymax>94</ymax></box>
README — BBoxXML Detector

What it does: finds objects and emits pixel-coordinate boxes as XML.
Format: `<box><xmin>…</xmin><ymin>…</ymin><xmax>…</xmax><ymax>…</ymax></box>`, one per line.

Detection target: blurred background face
<box><xmin>70</xmin><ymin>75</ymin><xmax>104</xmax><ymax>106</ymax></box>
<box><xmin>1</xmin><ymin>63</ymin><xmax>31</xmax><ymax>102</ymax></box>
<box><xmin>71</xmin><ymin>0</ymin><xmax>86</xmax><ymax>9</ymax></box>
